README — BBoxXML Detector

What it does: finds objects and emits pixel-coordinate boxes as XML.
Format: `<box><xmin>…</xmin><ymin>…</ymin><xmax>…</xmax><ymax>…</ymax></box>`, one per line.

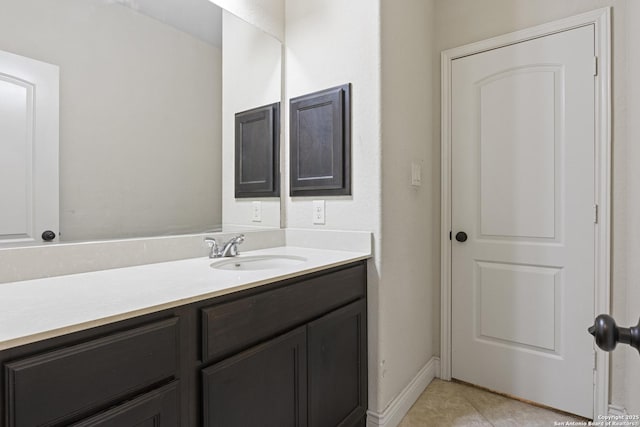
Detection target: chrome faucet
<box><xmin>204</xmin><ymin>234</ymin><xmax>245</xmax><ymax>258</ymax></box>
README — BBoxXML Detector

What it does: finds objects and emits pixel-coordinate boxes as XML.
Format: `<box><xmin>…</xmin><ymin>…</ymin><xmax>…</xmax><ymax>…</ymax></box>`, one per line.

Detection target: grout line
<box><xmin>458</xmin><ymin>386</ymin><xmax>496</xmax><ymax>427</ymax></box>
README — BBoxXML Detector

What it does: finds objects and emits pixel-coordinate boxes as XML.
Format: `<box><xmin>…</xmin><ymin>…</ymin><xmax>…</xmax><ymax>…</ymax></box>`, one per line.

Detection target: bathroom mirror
<box><xmin>0</xmin><ymin>0</ymin><xmax>281</xmax><ymax>244</ymax></box>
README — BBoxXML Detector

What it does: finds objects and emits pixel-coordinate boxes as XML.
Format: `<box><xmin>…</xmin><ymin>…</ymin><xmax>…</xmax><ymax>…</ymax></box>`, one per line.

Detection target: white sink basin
<box><xmin>210</xmin><ymin>255</ymin><xmax>308</xmax><ymax>271</ymax></box>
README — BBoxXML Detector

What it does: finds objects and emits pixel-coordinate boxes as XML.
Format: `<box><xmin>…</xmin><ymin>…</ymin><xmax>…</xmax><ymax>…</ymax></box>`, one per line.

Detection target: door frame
<box><xmin>439</xmin><ymin>8</ymin><xmax>611</xmax><ymax>418</ymax></box>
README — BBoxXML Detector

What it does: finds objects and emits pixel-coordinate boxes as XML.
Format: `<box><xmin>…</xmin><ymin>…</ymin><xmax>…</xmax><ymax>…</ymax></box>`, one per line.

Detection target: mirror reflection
<box><xmin>0</xmin><ymin>0</ymin><xmax>281</xmax><ymax>245</ymax></box>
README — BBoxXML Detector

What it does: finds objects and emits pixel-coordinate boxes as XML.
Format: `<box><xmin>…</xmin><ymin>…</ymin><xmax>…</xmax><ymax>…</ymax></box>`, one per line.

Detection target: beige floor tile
<box><xmin>455</xmin><ymin>381</ymin><xmax>585</xmax><ymax>426</ymax></box>
<box><xmin>399</xmin><ymin>379</ymin><xmax>587</xmax><ymax>426</ymax></box>
<box><xmin>398</xmin><ymin>380</ymin><xmax>492</xmax><ymax>427</ymax></box>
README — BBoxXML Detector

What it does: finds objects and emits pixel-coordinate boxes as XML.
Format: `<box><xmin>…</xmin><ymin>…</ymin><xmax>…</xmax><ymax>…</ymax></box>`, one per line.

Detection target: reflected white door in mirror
<box><xmin>0</xmin><ymin>50</ymin><xmax>58</xmax><ymax>245</ymax></box>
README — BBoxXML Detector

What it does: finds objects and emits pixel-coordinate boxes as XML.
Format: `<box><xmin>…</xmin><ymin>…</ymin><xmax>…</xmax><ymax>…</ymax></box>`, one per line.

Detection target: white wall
<box><xmin>284</xmin><ymin>0</ymin><xmax>381</xmax><ymax>235</ymax></box>
<box><xmin>284</xmin><ymin>0</ymin><xmax>384</xmax><ymax>412</ymax></box>
<box><xmin>0</xmin><ymin>0</ymin><xmax>222</xmax><ymax>241</ymax></box>
<box><xmin>433</xmin><ymin>0</ymin><xmax>638</xmax><ymax>412</ymax></box>
<box><xmin>221</xmin><ymin>11</ymin><xmax>282</xmax><ymax>230</ymax></box>
<box><xmin>380</xmin><ymin>0</ymin><xmax>437</xmax><ymax>412</ymax></box>
<box><xmin>210</xmin><ymin>0</ymin><xmax>285</xmax><ymax>41</ymax></box>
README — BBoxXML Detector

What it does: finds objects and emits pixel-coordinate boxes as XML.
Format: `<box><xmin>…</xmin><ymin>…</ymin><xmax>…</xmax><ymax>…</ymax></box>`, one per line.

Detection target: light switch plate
<box><xmin>313</xmin><ymin>200</ymin><xmax>325</xmax><ymax>225</ymax></box>
<box><xmin>411</xmin><ymin>162</ymin><xmax>422</xmax><ymax>186</ymax></box>
<box><xmin>252</xmin><ymin>201</ymin><xmax>262</xmax><ymax>222</ymax></box>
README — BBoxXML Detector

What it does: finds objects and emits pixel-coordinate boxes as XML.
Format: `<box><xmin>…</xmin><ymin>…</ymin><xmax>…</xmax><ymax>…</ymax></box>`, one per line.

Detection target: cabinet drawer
<box><xmin>70</xmin><ymin>381</ymin><xmax>179</xmax><ymax>427</ymax></box>
<box><xmin>202</xmin><ymin>262</ymin><xmax>365</xmax><ymax>362</ymax></box>
<box><xmin>5</xmin><ymin>318</ymin><xmax>179</xmax><ymax>427</ymax></box>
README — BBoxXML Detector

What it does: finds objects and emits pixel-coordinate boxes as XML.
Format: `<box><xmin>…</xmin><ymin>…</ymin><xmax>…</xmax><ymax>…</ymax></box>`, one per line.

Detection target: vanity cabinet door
<box><xmin>307</xmin><ymin>300</ymin><xmax>367</xmax><ymax>427</ymax></box>
<box><xmin>70</xmin><ymin>382</ymin><xmax>179</xmax><ymax>427</ymax></box>
<box><xmin>202</xmin><ymin>326</ymin><xmax>307</xmax><ymax>427</ymax></box>
<box><xmin>4</xmin><ymin>318</ymin><xmax>179</xmax><ymax>427</ymax></box>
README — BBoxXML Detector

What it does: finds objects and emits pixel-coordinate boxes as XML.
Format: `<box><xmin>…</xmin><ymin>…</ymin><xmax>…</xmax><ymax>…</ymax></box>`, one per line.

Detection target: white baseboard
<box><xmin>366</xmin><ymin>357</ymin><xmax>440</xmax><ymax>427</ymax></box>
<box><xmin>608</xmin><ymin>404</ymin><xmax>628</xmax><ymax>416</ymax></box>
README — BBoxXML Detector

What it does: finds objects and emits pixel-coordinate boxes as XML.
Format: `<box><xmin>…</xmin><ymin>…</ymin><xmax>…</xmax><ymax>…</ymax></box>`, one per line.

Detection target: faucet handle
<box><xmin>204</xmin><ymin>237</ymin><xmax>219</xmax><ymax>258</ymax></box>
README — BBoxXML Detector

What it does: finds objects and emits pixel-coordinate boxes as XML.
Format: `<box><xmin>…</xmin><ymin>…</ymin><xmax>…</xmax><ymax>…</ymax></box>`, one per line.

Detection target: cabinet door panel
<box><xmin>5</xmin><ymin>318</ymin><xmax>179</xmax><ymax>427</ymax></box>
<box><xmin>202</xmin><ymin>327</ymin><xmax>307</xmax><ymax>427</ymax></box>
<box><xmin>308</xmin><ymin>300</ymin><xmax>367</xmax><ymax>427</ymax></box>
<box><xmin>70</xmin><ymin>382</ymin><xmax>179</xmax><ymax>427</ymax></box>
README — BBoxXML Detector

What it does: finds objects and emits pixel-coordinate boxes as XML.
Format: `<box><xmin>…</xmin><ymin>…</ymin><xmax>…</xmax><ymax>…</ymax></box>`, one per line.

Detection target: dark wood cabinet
<box><xmin>235</xmin><ymin>102</ymin><xmax>280</xmax><ymax>198</ymax></box>
<box><xmin>308</xmin><ymin>300</ymin><xmax>367</xmax><ymax>427</ymax></box>
<box><xmin>70</xmin><ymin>382</ymin><xmax>179</xmax><ymax>427</ymax></box>
<box><xmin>0</xmin><ymin>261</ymin><xmax>367</xmax><ymax>427</ymax></box>
<box><xmin>201</xmin><ymin>288</ymin><xmax>367</xmax><ymax>427</ymax></box>
<box><xmin>289</xmin><ymin>84</ymin><xmax>351</xmax><ymax>197</ymax></box>
<box><xmin>5</xmin><ymin>318</ymin><xmax>179</xmax><ymax>427</ymax></box>
<box><xmin>203</xmin><ymin>327</ymin><xmax>307</xmax><ymax>427</ymax></box>
<box><xmin>201</xmin><ymin>262</ymin><xmax>365</xmax><ymax>362</ymax></box>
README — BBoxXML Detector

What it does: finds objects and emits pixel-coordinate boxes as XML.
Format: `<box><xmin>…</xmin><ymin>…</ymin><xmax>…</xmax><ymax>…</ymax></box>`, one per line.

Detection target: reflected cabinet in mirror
<box><xmin>235</xmin><ymin>103</ymin><xmax>280</xmax><ymax>199</ymax></box>
<box><xmin>0</xmin><ymin>0</ymin><xmax>282</xmax><ymax>245</ymax></box>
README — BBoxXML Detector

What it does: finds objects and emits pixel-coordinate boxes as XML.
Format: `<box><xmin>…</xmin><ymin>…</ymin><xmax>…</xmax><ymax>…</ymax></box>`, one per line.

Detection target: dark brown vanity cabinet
<box><xmin>70</xmin><ymin>382</ymin><xmax>180</xmax><ymax>427</ymax></box>
<box><xmin>200</xmin><ymin>261</ymin><xmax>367</xmax><ymax>427</ymax></box>
<box><xmin>307</xmin><ymin>300</ymin><xmax>367</xmax><ymax>427</ymax></box>
<box><xmin>0</xmin><ymin>261</ymin><xmax>367</xmax><ymax>427</ymax></box>
<box><xmin>202</xmin><ymin>299</ymin><xmax>367</xmax><ymax>427</ymax></box>
<box><xmin>3</xmin><ymin>318</ymin><xmax>181</xmax><ymax>427</ymax></box>
<box><xmin>203</xmin><ymin>327</ymin><xmax>308</xmax><ymax>427</ymax></box>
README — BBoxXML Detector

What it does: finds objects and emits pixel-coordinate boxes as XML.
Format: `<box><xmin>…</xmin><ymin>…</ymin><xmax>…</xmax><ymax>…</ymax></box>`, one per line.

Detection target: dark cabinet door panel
<box><xmin>290</xmin><ymin>84</ymin><xmax>351</xmax><ymax>196</ymax></box>
<box><xmin>307</xmin><ymin>300</ymin><xmax>367</xmax><ymax>427</ymax></box>
<box><xmin>5</xmin><ymin>318</ymin><xmax>179</xmax><ymax>427</ymax></box>
<box><xmin>201</xmin><ymin>263</ymin><xmax>365</xmax><ymax>362</ymax></box>
<box><xmin>235</xmin><ymin>102</ymin><xmax>280</xmax><ymax>198</ymax></box>
<box><xmin>202</xmin><ymin>327</ymin><xmax>307</xmax><ymax>427</ymax></box>
<box><xmin>70</xmin><ymin>382</ymin><xmax>179</xmax><ymax>427</ymax></box>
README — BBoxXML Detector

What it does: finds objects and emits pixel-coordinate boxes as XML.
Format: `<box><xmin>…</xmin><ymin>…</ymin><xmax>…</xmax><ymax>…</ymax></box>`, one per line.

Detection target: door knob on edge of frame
<box><xmin>588</xmin><ymin>314</ymin><xmax>640</xmax><ymax>353</ymax></box>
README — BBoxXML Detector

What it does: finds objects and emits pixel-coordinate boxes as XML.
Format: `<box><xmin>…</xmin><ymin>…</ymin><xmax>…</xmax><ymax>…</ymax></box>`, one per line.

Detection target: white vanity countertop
<box><xmin>0</xmin><ymin>246</ymin><xmax>370</xmax><ymax>351</ymax></box>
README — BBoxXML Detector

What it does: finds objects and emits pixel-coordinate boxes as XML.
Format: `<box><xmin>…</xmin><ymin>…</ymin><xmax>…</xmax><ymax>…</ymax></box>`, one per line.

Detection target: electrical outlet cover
<box><xmin>252</xmin><ymin>201</ymin><xmax>262</xmax><ymax>222</ymax></box>
<box><xmin>312</xmin><ymin>200</ymin><xmax>325</xmax><ymax>224</ymax></box>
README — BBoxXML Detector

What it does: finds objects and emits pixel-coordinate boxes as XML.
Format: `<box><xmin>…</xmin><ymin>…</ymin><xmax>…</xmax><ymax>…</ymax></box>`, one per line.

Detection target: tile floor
<box><xmin>399</xmin><ymin>379</ymin><xmax>587</xmax><ymax>426</ymax></box>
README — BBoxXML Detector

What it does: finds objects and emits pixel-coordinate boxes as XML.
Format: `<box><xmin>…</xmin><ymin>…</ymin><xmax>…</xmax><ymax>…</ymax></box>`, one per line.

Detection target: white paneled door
<box><xmin>0</xmin><ymin>50</ymin><xmax>59</xmax><ymax>244</ymax></box>
<box><xmin>451</xmin><ymin>25</ymin><xmax>596</xmax><ymax>417</ymax></box>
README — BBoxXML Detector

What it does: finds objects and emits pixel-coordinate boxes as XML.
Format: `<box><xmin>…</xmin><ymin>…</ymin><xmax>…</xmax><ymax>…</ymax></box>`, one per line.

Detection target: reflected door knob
<box><xmin>455</xmin><ymin>231</ymin><xmax>468</xmax><ymax>242</ymax></box>
<box><xmin>588</xmin><ymin>314</ymin><xmax>640</xmax><ymax>353</ymax></box>
<box><xmin>41</xmin><ymin>230</ymin><xmax>56</xmax><ymax>241</ymax></box>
